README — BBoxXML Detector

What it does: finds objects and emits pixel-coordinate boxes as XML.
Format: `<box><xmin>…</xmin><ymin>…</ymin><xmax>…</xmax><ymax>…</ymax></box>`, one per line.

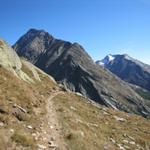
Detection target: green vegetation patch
<box><xmin>136</xmin><ymin>89</ymin><xmax>150</xmax><ymax>100</ymax></box>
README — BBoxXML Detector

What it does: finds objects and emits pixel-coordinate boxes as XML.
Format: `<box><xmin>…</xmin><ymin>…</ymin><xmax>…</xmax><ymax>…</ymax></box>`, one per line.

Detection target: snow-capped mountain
<box><xmin>96</xmin><ymin>54</ymin><xmax>116</xmax><ymax>66</ymax></box>
<box><xmin>96</xmin><ymin>54</ymin><xmax>150</xmax><ymax>91</ymax></box>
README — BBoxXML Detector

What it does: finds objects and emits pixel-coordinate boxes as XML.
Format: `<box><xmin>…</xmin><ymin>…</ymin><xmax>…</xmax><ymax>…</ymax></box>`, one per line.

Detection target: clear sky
<box><xmin>0</xmin><ymin>0</ymin><xmax>150</xmax><ymax>64</ymax></box>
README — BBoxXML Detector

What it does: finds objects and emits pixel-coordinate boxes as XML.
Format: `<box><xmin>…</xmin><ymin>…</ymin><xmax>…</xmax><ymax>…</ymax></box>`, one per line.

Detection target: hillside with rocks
<box><xmin>0</xmin><ymin>39</ymin><xmax>63</xmax><ymax>149</ymax></box>
<box><xmin>0</xmin><ymin>39</ymin><xmax>150</xmax><ymax>149</ymax></box>
<box><xmin>13</xmin><ymin>29</ymin><xmax>150</xmax><ymax>118</ymax></box>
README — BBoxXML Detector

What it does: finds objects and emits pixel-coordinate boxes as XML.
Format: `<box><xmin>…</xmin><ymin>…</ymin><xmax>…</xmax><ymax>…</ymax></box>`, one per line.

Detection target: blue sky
<box><xmin>0</xmin><ymin>0</ymin><xmax>150</xmax><ymax>64</ymax></box>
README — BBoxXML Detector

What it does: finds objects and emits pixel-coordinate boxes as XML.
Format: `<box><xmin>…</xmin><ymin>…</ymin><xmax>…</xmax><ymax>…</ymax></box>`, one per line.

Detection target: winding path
<box><xmin>39</xmin><ymin>91</ymin><xmax>66</xmax><ymax>150</ymax></box>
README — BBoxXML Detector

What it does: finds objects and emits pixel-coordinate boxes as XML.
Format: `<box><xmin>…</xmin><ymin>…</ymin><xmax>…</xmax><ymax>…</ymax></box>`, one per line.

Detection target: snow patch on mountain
<box><xmin>96</xmin><ymin>54</ymin><xmax>115</xmax><ymax>66</ymax></box>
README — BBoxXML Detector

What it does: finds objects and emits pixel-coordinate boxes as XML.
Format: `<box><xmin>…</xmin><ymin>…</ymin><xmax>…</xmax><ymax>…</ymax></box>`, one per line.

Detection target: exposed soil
<box><xmin>39</xmin><ymin>91</ymin><xmax>66</xmax><ymax>150</ymax></box>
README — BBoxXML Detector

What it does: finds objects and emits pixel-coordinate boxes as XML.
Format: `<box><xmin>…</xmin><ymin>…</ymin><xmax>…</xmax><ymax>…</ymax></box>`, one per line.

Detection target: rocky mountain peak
<box><xmin>27</xmin><ymin>28</ymin><xmax>54</xmax><ymax>41</ymax></box>
<box><xmin>96</xmin><ymin>54</ymin><xmax>115</xmax><ymax>66</ymax></box>
<box><xmin>97</xmin><ymin>53</ymin><xmax>150</xmax><ymax>91</ymax></box>
<box><xmin>121</xmin><ymin>54</ymin><xmax>137</xmax><ymax>62</ymax></box>
<box><xmin>13</xmin><ymin>29</ymin><xmax>55</xmax><ymax>63</ymax></box>
<box><xmin>13</xmin><ymin>29</ymin><xmax>150</xmax><ymax>117</ymax></box>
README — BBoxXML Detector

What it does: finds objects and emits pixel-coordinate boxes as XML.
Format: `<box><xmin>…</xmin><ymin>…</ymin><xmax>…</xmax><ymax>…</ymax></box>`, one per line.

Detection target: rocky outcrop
<box><xmin>0</xmin><ymin>39</ymin><xmax>56</xmax><ymax>84</ymax></box>
<box><xmin>0</xmin><ymin>39</ymin><xmax>34</xmax><ymax>83</ymax></box>
<box><xmin>13</xmin><ymin>29</ymin><xmax>150</xmax><ymax>117</ymax></box>
<box><xmin>96</xmin><ymin>54</ymin><xmax>150</xmax><ymax>91</ymax></box>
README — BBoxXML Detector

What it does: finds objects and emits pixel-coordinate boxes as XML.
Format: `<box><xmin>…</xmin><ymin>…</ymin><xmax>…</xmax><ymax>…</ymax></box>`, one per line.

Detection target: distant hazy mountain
<box><xmin>96</xmin><ymin>54</ymin><xmax>150</xmax><ymax>91</ymax></box>
<box><xmin>13</xmin><ymin>29</ymin><xmax>150</xmax><ymax>117</ymax></box>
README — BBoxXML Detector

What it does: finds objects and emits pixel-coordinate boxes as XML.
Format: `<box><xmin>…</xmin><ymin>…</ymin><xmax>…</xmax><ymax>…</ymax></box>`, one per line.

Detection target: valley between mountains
<box><xmin>0</xmin><ymin>29</ymin><xmax>150</xmax><ymax>150</ymax></box>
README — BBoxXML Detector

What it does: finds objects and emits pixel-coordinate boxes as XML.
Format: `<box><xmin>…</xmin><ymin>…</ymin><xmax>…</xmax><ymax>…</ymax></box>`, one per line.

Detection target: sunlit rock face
<box><xmin>0</xmin><ymin>39</ymin><xmax>33</xmax><ymax>83</ymax></box>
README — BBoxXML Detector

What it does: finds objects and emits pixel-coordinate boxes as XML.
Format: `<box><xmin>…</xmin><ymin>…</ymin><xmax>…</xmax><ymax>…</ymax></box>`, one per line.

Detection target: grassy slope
<box><xmin>53</xmin><ymin>93</ymin><xmax>150</xmax><ymax>150</ymax></box>
<box><xmin>0</xmin><ymin>64</ymin><xmax>56</xmax><ymax>149</ymax></box>
<box><xmin>0</xmin><ymin>63</ymin><xmax>150</xmax><ymax>150</ymax></box>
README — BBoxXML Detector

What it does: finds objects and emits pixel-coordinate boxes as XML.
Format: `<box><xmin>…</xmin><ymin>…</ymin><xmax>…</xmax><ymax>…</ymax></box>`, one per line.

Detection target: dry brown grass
<box><xmin>0</xmin><ymin>63</ymin><xmax>150</xmax><ymax>150</ymax></box>
<box><xmin>0</xmin><ymin>66</ymin><xmax>56</xmax><ymax>149</ymax></box>
<box><xmin>0</xmin><ymin>40</ymin><xmax>4</xmax><ymax>46</ymax></box>
<box><xmin>53</xmin><ymin>93</ymin><xmax>150</xmax><ymax>150</ymax></box>
<box><xmin>11</xmin><ymin>130</ymin><xmax>36</xmax><ymax>147</ymax></box>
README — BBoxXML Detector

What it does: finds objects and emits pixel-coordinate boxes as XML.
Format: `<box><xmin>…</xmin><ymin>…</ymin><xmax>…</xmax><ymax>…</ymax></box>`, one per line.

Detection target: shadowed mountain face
<box><xmin>13</xmin><ymin>29</ymin><xmax>150</xmax><ymax>117</ymax></box>
<box><xmin>96</xmin><ymin>54</ymin><xmax>150</xmax><ymax>91</ymax></box>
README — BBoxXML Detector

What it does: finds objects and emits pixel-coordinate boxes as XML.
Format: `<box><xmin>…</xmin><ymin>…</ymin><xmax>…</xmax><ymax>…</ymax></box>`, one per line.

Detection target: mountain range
<box><xmin>0</xmin><ymin>31</ymin><xmax>150</xmax><ymax>149</ymax></box>
<box><xmin>13</xmin><ymin>29</ymin><xmax>150</xmax><ymax>118</ymax></box>
<box><xmin>96</xmin><ymin>54</ymin><xmax>150</xmax><ymax>91</ymax></box>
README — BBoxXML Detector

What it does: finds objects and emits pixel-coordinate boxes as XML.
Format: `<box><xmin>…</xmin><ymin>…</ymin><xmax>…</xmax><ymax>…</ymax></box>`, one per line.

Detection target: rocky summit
<box><xmin>13</xmin><ymin>29</ymin><xmax>150</xmax><ymax>118</ymax></box>
<box><xmin>96</xmin><ymin>54</ymin><xmax>150</xmax><ymax>91</ymax></box>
